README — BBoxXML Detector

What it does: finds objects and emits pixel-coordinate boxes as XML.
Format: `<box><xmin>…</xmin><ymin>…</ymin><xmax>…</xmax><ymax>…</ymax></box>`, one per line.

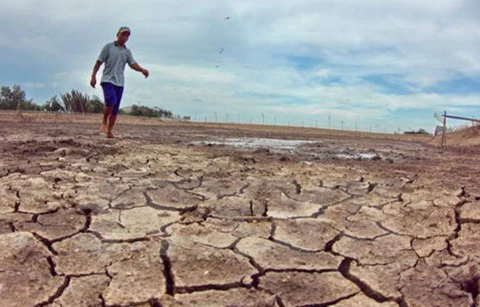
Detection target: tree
<box><xmin>43</xmin><ymin>91</ymin><xmax>104</xmax><ymax>113</ymax></box>
<box><xmin>43</xmin><ymin>95</ymin><xmax>65</xmax><ymax>112</ymax></box>
<box><xmin>154</xmin><ymin>106</ymin><xmax>172</xmax><ymax>118</ymax></box>
<box><xmin>130</xmin><ymin>104</ymin><xmax>141</xmax><ymax>116</ymax></box>
<box><xmin>0</xmin><ymin>85</ymin><xmax>105</xmax><ymax>113</ymax></box>
<box><xmin>60</xmin><ymin>89</ymin><xmax>88</xmax><ymax>113</ymax></box>
<box><xmin>417</xmin><ymin>128</ymin><xmax>430</xmax><ymax>135</ymax></box>
<box><xmin>130</xmin><ymin>104</ymin><xmax>157</xmax><ymax>117</ymax></box>
<box><xmin>0</xmin><ymin>84</ymin><xmax>37</xmax><ymax>111</ymax></box>
<box><xmin>127</xmin><ymin>104</ymin><xmax>176</xmax><ymax>118</ymax></box>
<box><xmin>84</xmin><ymin>95</ymin><xmax>104</xmax><ymax>113</ymax></box>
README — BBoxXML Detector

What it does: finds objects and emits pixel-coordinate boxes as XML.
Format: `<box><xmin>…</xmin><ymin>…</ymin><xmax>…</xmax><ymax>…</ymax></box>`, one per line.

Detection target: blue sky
<box><xmin>1</xmin><ymin>0</ymin><xmax>480</xmax><ymax>133</ymax></box>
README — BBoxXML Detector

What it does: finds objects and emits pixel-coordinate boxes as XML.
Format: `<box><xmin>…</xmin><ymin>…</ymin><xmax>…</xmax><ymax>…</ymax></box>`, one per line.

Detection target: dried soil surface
<box><xmin>1</xmin><ymin>112</ymin><xmax>479</xmax><ymax>307</ymax></box>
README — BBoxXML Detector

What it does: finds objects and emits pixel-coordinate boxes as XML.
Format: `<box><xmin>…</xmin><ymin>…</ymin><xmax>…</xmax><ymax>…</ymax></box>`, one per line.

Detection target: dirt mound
<box><xmin>429</xmin><ymin>125</ymin><xmax>480</xmax><ymax>147</ymax></box>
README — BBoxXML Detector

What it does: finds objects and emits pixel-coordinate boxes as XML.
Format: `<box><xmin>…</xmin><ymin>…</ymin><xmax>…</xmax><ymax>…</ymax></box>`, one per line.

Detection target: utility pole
<box><xmin>215</xmin><ymin>112</ymin><xmax>217</xmax><ymax>123</ymax></box>
<box><xmin>274</xmin><ymin>116</ymin><xmax>277</xmax><ymax>125</ymax></box>
<box><xmin>238</xmin><ymin>113</ymin><xmax>240</xmax><ymax>124</ymax></box>
<box><xmin>328</xmin><ymin>116</ymin><xmax>331</xmax><ymax>129</ymax></box>
<box><xmin>341</xmin><ymin>121</ymin><xmax>344</xmax><ymax>130</ymax></box>
<box><xmin>316</xmin><ymin>119</ymin><xmax>318</xmax><ymax>128</ymax></box>
<box><xmin>262</xmin><ymin>113</ymin><xmax>264</xmax><ymax>125</ymax></box>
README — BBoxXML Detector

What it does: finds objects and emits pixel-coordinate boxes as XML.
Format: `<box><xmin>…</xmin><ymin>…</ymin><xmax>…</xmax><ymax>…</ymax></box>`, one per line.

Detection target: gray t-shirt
<box><xmin>98</xmin><ymin>42</ymin><xmax>137</xmax><ymax>87</ymax></box>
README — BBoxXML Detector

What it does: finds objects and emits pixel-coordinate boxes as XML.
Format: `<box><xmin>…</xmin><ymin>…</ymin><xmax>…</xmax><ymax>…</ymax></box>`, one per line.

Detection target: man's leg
<box><xmin>106</xmin><ymin>86</ymin><xmax>124</xmax><ymax>138</ymax></box>
<box><xmin>107</xmin><ymin>113</ymin><xmax>117</xmax><ymax>138</ymax></box>
<box><xmin>100</xmin><ymin>83</ymin><xmax>116</xmax><ymax>135</ymax></box>
<box><xmin>101</xmin><ymin>105</ymin><xmax>113</xmax><ymax>134</ymax></box>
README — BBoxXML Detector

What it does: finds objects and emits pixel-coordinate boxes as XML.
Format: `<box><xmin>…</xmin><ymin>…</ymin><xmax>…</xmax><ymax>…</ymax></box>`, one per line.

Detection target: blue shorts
<box><xmin>101</xmin><ymin>82</ymin><xmax>124</xmax><ymax>116</ymax></box>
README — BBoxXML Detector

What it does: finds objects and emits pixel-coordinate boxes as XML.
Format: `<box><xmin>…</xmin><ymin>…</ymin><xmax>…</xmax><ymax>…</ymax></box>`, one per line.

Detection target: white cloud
<box><xmin>23</xmin><ymin>82</ymin><xmax>46</xmax><ymax>89</ymax></box>
<box><xmin>314</xmin><ymin>69</ymin><xmax>330</xmax><ymax>79</ymax></box>
<box><xmin>147</xmin><ymin>64</ymin><xmax>237</xmax><ymax>84</ymax></box>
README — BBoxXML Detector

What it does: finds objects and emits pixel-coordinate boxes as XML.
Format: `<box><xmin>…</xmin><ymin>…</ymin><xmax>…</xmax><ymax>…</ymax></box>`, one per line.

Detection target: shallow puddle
<box><xmin>192</xmin><ymin>137</ymin><xmax>319</xmax><ymax>150</ymax></box>
<box><xmin>192</xmin><ymin>137</ymin><xmax>390</xmax><ymax>161</ymax></box>
<box><xmin>336</xmin><ymin>153</ymin><xmax>380</xmax><ymax>160</ymax></box>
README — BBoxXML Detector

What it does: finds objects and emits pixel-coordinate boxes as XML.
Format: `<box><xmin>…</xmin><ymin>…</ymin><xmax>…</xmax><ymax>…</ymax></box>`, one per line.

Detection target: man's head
<box><xmin>116</xmin><ymin>26</ymin><xmax>131</xmax><ymax>45</ymax></box>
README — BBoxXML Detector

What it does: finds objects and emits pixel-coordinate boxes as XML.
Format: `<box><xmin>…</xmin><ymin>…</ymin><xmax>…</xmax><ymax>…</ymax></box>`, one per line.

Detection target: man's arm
<box><xmin>129</xmin><ymin>63</ymin><xmax>149</xmax><ymax>78</ymax></box>
<box><xmin>90</xmin><ymin>60</ymin><xmax>103</xmax><ymax>88</ymax></box>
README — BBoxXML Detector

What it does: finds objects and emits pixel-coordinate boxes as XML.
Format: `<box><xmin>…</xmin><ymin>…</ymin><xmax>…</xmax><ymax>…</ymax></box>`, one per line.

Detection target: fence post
<box><xmin>441</xmin><ymin>110</ymin><xmax>447</xmax><ymax>146</ymax></box>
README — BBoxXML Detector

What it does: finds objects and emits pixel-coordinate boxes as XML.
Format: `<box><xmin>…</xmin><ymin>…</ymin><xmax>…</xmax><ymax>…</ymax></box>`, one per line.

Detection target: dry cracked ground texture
<box><xmin>1</xmin><ymin>122</ymin><xmax>480</xmax><ymax>307</ymax></box>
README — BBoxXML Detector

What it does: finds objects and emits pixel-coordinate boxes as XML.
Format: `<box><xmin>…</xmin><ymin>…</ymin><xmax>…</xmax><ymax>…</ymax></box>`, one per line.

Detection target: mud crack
<box><xmin>338</xmin><ymin>258</ymin><xmax>403</xmax><ymax>305</ymax></box>
<box><xmin>46</xmin><ymin>256</ymin><xmax>57</xmax><ymax>276</ymax></box>
<box><xmin>86</xmin><ymin>230</ymin><xmax>150</xmax><ymax>244</ymax></box>
<box><xmin>33</xmin><ymin>233</ymin><xmax>58</xmax><ymax>255</ymax></box>
<box><xmin>143</xmin><ymin>191</ymin><xmax>193</xmax><ymax>212</ymax></box>
<box><xmin>35</xmin><ymin>276</ymin><xmax>71</xmax><ymax>307</ymax></box>
<box><xmin>447</xmin><ymin>200</ymin><xmax>469</xmax><ymax>258</ymax></box>
<box><xmin>175</xmin><ymin>282</ymin><xmax>247</xmax><ymax>294</ymax></box>
<box><xmin>297</xmin><ymin>292</ymin><xmax>358</xmax><ymax>307</ymax></box>
<box><xmin>292</xmin><ymin>179</ymin><xmax>302</xmax><ymax>194</ymax></box>
<box><xmin>461</xmin><ymin>277</ymin><xmax>480</xmax><ymax>307</ymax></box>
<box><xmin>231</xmin><ymin>241</ymin><xmax>263</xmax><ymax>289</ymax></box>
<box><xmin>324</xmin><ymin>232</ymin><xmax>343</xmax><ymax>254</ymax></box>
<box><xmin>160</xmin><ymin>240</ymin><xmax>175</xmax><ymax>296</ymax></box>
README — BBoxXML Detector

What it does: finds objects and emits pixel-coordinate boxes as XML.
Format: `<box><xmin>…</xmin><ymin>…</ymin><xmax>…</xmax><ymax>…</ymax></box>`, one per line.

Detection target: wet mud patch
<box><xmin>190</xmin><ymin>136</ymin><xmax>411</xmax><ymax>164</ymax></box>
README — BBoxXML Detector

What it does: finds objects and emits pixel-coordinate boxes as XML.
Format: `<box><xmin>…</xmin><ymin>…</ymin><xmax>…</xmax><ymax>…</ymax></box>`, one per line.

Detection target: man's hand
<box><xmin>90</xmin><ymin>61</ymin><xmax>102</xmax><ymax>88</ymax></box>
<box><xmin>130</xmin><ymin>63</ymin><xmax>149</xmax><ymax>78</ymax></box>
<box><xmin>90</xmin><ymin>75</ymin><xmax>97</xmax><ymax>88</ymax></box>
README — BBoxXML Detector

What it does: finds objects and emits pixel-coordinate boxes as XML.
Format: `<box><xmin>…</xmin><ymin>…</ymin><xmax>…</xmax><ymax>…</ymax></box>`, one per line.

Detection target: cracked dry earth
<box><xmin>1</xmin><ymin>120</ymin><xmax>480</xmax><ymax>307</ymax></box>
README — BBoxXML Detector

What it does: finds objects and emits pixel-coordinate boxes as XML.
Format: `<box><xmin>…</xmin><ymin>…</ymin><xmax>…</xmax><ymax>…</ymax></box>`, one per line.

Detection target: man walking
<box><xmin>90</xmin><ymin>26</ymin><xmax>149</xmax><ymax>138</ymax></box>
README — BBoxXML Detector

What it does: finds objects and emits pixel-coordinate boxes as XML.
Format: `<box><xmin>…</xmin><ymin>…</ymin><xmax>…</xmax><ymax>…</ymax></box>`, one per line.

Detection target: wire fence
<box><xmin>189</xmin><ymin>113</ymin><xmax>396</xmax><ymax>134</ymax></box>
<box><xmin>434</xmin><ymin>111</ymin><xmax>480</xmax><ymax>146</ymax></box>
<box><xmin>1</xmin><ymin>109</ymin><xmax>431</xmax><ymax>136</ymax></box>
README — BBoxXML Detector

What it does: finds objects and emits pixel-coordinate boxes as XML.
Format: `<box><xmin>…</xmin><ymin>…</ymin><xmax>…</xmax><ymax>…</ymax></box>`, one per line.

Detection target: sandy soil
<box><xmin>1</xmin><ymin>112</ymin><xmax>479</xmax><ymax>307</ymax></box>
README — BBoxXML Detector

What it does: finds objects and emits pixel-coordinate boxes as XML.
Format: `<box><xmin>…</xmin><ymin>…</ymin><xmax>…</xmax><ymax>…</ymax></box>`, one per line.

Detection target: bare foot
<box><xmin>107</xmin><ymin>131</ymin><xmax>115</xmax><ymax>139</ymax></box>
<box><xmin>100</xmin><ymin>124</ymin><xmax>108</xmax><ymax>134</ymax></box>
